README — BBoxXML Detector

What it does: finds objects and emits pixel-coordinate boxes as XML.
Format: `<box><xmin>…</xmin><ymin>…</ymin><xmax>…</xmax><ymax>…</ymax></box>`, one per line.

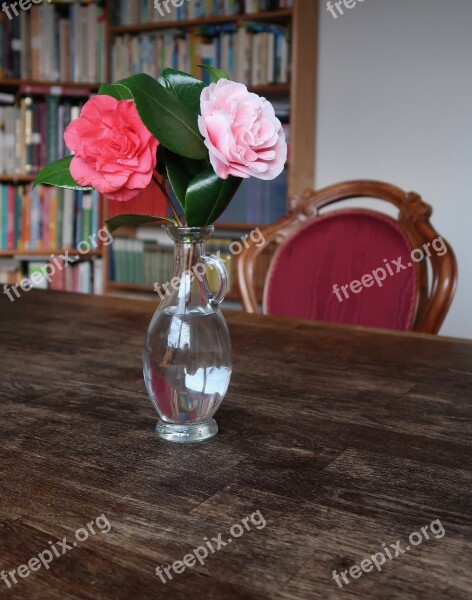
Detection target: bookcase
<box><xmin>0</xmin><ymin>0</ymin><xmax>107</xmax><ymax>294</ymax></box>
<box><xmin>104</xmin><ymin>0</ymin><xmax>318</xmax><ymax>303</ymax></box>
<box><xmin>0</xmin><ymin>0</ymin><xmax>317</xmax><ymax>302</ymax></box>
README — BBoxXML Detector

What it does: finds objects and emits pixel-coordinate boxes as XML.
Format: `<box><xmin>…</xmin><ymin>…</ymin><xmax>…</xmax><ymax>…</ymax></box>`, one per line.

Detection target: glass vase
<box><xmin>143</xmin><ymin>226</ymin><xmax>232</xmax><ymax>443</ymax></box>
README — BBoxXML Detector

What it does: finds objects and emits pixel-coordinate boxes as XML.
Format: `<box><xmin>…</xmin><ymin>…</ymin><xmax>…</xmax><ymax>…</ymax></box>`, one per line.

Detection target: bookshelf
<box><xmin>109</xmin><ymin>9</ymin><xmax>294</xmax><ymax>34</ymax></box>
<box><xmin>0</xmin><ymin>0</ymin><xmax>107</xmax><ymax>294</ymax></box>
<box><xmin>104</xmin><ymin>0</ymin><xmax>317</xmax><ymax>303</ymax></box>
<box><xmin>0</xmin><ymin>0</ymin><xmax>317</xmax><ymax>302</ymax></box>
<box><xmin>0</xmin><ymin>80</ymin><xmax>100</xmax><ymax>91</ymax></box>
<box><xmin>0</xmin><ymin>249</ymin><xmax>102</xmax><ymax>257</ymax></box>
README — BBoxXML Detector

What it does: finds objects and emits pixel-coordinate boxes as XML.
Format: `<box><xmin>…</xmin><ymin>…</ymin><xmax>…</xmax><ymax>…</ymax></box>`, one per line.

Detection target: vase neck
<box><xmin>162</xmin><ymin>226</ymin><xmax>216</xmax><ymax>312</ymax></box>
<box><xmin>166</xmin><ymin>226</ymin><xmax>214</xmax><ymax>277</ymax></box>
<box><xmin>173</xmin><ymin>240</ymin><xmax>205</xmax><ymax>278</ymax></box>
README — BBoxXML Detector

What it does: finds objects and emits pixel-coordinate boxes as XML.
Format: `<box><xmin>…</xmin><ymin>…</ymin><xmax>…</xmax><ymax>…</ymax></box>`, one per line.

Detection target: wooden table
<box><xmin>0</xmin><ymin>291</ymin><xmax>471</xmax><ymax>600</ymax></box>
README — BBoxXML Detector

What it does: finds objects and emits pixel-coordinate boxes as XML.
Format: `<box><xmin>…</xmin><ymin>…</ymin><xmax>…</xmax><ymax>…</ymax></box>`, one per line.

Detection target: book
<box><xmin>0</xmin><ymin>1</ymin><xmax>106</xmax><ymax>83</ymax></box>
<box><xmin>217</xmin><ymin>168</ymin><xmax>288</xmax><ymax>225</ymax></box>
<box><xmin>113</xmin><ymin>0</ymin><xmax>291</xmax><ymax>25</ymax></box>
<box><xmin>111</xmin><ymin>22</ymin><xmax>291</xmax><ymax>86</ymax></box>
<box><xmin>0</xmin><ymin>94</ymin><xmax>85</xmax><ymax>176</ymax></box>
<box><xmin>0</xmin><ymin>183</ymin><xmax>100</xmax><ymax>252</ymax></box>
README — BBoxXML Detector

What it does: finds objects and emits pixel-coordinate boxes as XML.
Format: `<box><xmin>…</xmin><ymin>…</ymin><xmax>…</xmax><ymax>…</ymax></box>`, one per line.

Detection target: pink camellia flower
<box><xmin>198</xmin><ymin>79</ymin><xmax>287</xmax><ymax>180</ymax></box>
<box><xmin>64</xmin><ymin>95</ymin><xmax>158</xmax><ymax>201</ymax></box>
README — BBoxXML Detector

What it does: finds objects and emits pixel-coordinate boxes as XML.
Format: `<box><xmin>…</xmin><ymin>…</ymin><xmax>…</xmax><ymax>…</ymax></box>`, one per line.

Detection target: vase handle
<box><xmin>202</xmin><ymin>255</ymin><xmax>228</xmax><ymax>306</ymax></box>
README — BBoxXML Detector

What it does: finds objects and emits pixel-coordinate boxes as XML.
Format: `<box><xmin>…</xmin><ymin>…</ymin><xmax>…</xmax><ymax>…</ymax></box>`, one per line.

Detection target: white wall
<box><xmin>315</xmin><ymin>0</ymin><xmax>472</xmax><ymax>338</ymax></box>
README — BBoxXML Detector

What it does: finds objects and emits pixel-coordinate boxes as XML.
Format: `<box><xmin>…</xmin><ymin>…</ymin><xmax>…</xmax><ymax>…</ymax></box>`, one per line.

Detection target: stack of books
<box><xmin>0</xmin><ymin>94</ymin><xmax>85</xmax><ymax>175</ymax></box>
<box><xmin>244</xmin><ymin>0</ymin><xmax>293</xmax><ymax>12</ymax></box>
<box><xmin>0</xmin><ymin>1</ymin><xmax>106</xmax><ymax>83</ymax></box>
<box><xmin>0</xmin><ymin>257</ymin><xmax>103</xmax><ymax>295</ymax></box>
<box><xmin>112</xmin><ymin>0</ymin><xmax>293</xmax><ymax>25</ymax></box>
<box><xmin>23</xmin><ymin>259</ymin><xmax>102</xmax><ymax>294</ymax></box>
<box><xmin>218</xmin><ymin>169</ymin><xmax>288</xmax><ymax>225</ymax></box>
<box><xmin>111</xmin><ymin>22</ymin><xmax>290</xmax><ymax>85</ymax></box>
<box><xmin>0</xmin><ymin>184</ymin><xmax>101</xmax><ymax>252</ymax></box>
<box><xmin>110</xmin><ymin>238</ymin><xmax>174</xmax><ymax>287</ymax></box>
<box><xmin>109</xmin><ymin>236</ymin><xmax>236</xmax><ymax>294</ymax></box>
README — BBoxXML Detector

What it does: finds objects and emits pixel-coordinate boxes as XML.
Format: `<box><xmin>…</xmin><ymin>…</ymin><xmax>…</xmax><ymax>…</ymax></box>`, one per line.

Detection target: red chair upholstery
<box><xmin>264</xmin><ymin>209</ymin><xmax>418</xmax><ymax>330</ymax></box>
<box><xmin>238</xmin><ymin>181</ymin><xmax>458</xmax><ymax>334</ymax></box>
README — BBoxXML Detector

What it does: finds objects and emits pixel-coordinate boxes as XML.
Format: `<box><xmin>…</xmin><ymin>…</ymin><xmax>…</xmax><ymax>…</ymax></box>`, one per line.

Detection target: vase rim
<box><xmin>165</xmin><ymin>225</ymin><xmax>215</xmax><ymax>242</ymax></box>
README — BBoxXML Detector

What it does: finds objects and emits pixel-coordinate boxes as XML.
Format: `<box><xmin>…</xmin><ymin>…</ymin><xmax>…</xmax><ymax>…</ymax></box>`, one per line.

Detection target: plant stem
<box><xmin>152</xmin><ymin>171</ymin><xmax>184</xmax><ymax>227</ymax></box>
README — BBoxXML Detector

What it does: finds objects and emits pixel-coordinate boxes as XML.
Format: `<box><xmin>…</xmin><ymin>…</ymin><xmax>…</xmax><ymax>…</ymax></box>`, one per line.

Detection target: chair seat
<box><xmin>264</xmin><ymin>209</ymin><xmax>418</xmax><ymax>330</ymax></box>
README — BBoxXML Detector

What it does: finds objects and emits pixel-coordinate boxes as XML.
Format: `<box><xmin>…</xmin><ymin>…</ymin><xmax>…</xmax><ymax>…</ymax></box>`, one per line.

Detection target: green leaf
<box><xmin>181</xmin><ymin>156</ymin><xmax>208</xmax><ymax>178</ymax></box>
<box><xmin>157</xmin><ymin>69</ymin><xmax>205</xmax><ymax>117</ymax></box>
<box><xmin>98</xmin><ymin>83</ymin><xmax>132</xmax><ymax>100</ymax></box>
<box><xmin>198</xmin><ymin>65</ymin><xmax>229</xmax><ymax>83</ymax></box>
<box><xmin>185</xmin><ymin>167</ymin><xmax>243</xmax><ymax>227</ymax></box>
<box><xmin>164</xmin><ymin>150</ymin><xmax>208</xmax><ymax>211</ymax></box>
<box><xmin>104</xmin><ymin>74</ymin><xmax>207</xmax><ymax>160</ymax></box>
<box><xmin>165</xmin><ymin>151</ymin><xmax>193</xmax><ymax>211</ymax></box>
<box><xmin>106</xmin><ymin>214</ymin><xmax>176</xmax><ymax>233</ymax></box>
<box><xmin>33</xmin><ymin>156</ymin><xmax>92</xmax><ymax>191</ymax></box>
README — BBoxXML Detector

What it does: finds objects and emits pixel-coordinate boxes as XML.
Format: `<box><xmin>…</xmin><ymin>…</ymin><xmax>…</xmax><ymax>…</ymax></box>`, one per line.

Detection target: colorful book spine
<box><xmin>111</xmin><ymin>22</ymin><xmax>290</xmax><ymax>86</ymax></box>
<box><xmin>0</xmin><ymin>1</ymin><xmax>106</xmax><ymax>83</ymax></box>
<box><xmin>0</xmin><ymin>184</ymin><xmax>101</xmax><ymax>252</ymax></box>
<box><xmin>0</xmin><ymin>94</ymin><xmax>86</xmax><ymax>177</ymax></box>
<box><xmin>114</xmin><ymin>0</ymin><xmax>291</xmax><ymax>25</ymax></box>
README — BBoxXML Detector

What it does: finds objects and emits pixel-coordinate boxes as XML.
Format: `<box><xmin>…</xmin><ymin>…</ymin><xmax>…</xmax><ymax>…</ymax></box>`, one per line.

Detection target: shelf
<box><xmin>108</xmin><ymin>282</ymin><xmax>156</xmax><ymax>293</ymax></box>
<box><xmin>248</xmin><ymin>84</ymin><xmax>290</xmax><ymax>95</ymax></box>
<box><xmin>0</xmin><ymin>79</ymin><xmax>100</xmax><ymax>92</ymax></box>
<box><xmin>0</xmin><ymin>174</ymin><xmax>36</xmax><ymax>183</ymax></box>
<box><xmin>215</xmin><ymin>223</ymin><xmax>262</xmax><ymax>231</ymax></box>
<box><xmin>107</xmin><ymin>281</ymin><xmax>241</xmax><ymax>303</ymax></box>
<box><xmin>0</xmin><ymin>249</ymin><xmax>102</xmax><ymax>257</ymax></box>
<box><xmin>120</xmin><ymin>220</ymin><xmax>267</xmax><ymax>232</ymax></box>
<box><xmin>110</xmin><ymin>9</ymin><xmax>293</xmax><ymax>35</ymax></box>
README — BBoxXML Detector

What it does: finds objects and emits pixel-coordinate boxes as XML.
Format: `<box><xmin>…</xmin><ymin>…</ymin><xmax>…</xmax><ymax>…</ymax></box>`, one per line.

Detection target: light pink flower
<box><xmin>198</xmin><ymin>79</ymin><xmax>287</xmax><ymax>180</ymax></box>
<box><xmin>64</xmin><ymin>95</ymin><xmax>158</xmax><ymax>202</ymax></box>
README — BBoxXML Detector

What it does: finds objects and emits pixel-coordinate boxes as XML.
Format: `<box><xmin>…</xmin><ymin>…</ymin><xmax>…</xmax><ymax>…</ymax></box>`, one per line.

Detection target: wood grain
<box><xmin>289</xmin><ymin>0</ymin><xmax>318</xmax><ymax>197</ymax></box>
<box><xmin>0</xmin><ymin>291</ymin><xmax>471</xmax><ymax>599</ymax></box>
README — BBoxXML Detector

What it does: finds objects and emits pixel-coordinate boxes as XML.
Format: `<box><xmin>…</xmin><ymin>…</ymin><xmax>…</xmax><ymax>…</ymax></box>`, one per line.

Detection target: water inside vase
<box><xmin>143</xmin><ymin>305</ymin><xmax>232</xmax><ymax>425</ymax></box>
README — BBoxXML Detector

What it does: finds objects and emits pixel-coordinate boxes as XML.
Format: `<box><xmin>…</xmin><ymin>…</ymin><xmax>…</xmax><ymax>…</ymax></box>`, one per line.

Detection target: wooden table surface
<box><xmin>0</xmin><ymin>291</ymin><xmax>471</xmax><ymax>600</ymax></box>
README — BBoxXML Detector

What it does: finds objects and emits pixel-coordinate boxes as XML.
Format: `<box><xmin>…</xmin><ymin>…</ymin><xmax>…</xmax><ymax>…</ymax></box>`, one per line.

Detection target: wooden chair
<box><xmin>238</xmin><ymin>181</ymin><xmax>458</xmax><ymax>334</ymax></box>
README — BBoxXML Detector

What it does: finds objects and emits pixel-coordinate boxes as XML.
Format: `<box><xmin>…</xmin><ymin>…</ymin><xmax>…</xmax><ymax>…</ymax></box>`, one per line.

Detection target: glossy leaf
<box><xmin>103</xmin><ymin>74</ymin><xmax>207</xmax><ymax>160</ymax></box>
<box><xmin>165</xmin><ymin>151</ymin><xmax>193</xmax><ymax>211</ymax></box>
<box><xmin>198</xmin><ymin>65</ymin><xmax>229</xmax><ymax>83</ymax></box>
<box><xmin>33</xmin><ymin>156</ymin><xmax>92</xmax><ymax>191</ymax></box>
<box><xmin>98</xmin><ymin>82</ymin><xmax>132</xmax><ymax>100</ymax></box>
<box><xmin>106</xmin><ymin>214</ymin><xmax>176</xmax><ymax>233</ymax></box>
<box><xmin>157</xmin><ymin>69</ymin><xmax>205</xmax><ymax>117</ymax></box>
<box><xmin>185</xmin><ymin>167</ymin><xmax>243</xmax><ymax>227</ymax></box>
<box><xmin>181</xmin><ymin>156</ymin><xmax>208</xmax><ymax>178</ymax></box>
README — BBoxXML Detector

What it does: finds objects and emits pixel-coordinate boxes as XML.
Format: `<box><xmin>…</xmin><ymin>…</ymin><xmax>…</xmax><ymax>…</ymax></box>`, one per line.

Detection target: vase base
<box><xmin>155</xmin><ymin>419</ymin><xmax>218</xmax><ymax>443</ymax></box>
